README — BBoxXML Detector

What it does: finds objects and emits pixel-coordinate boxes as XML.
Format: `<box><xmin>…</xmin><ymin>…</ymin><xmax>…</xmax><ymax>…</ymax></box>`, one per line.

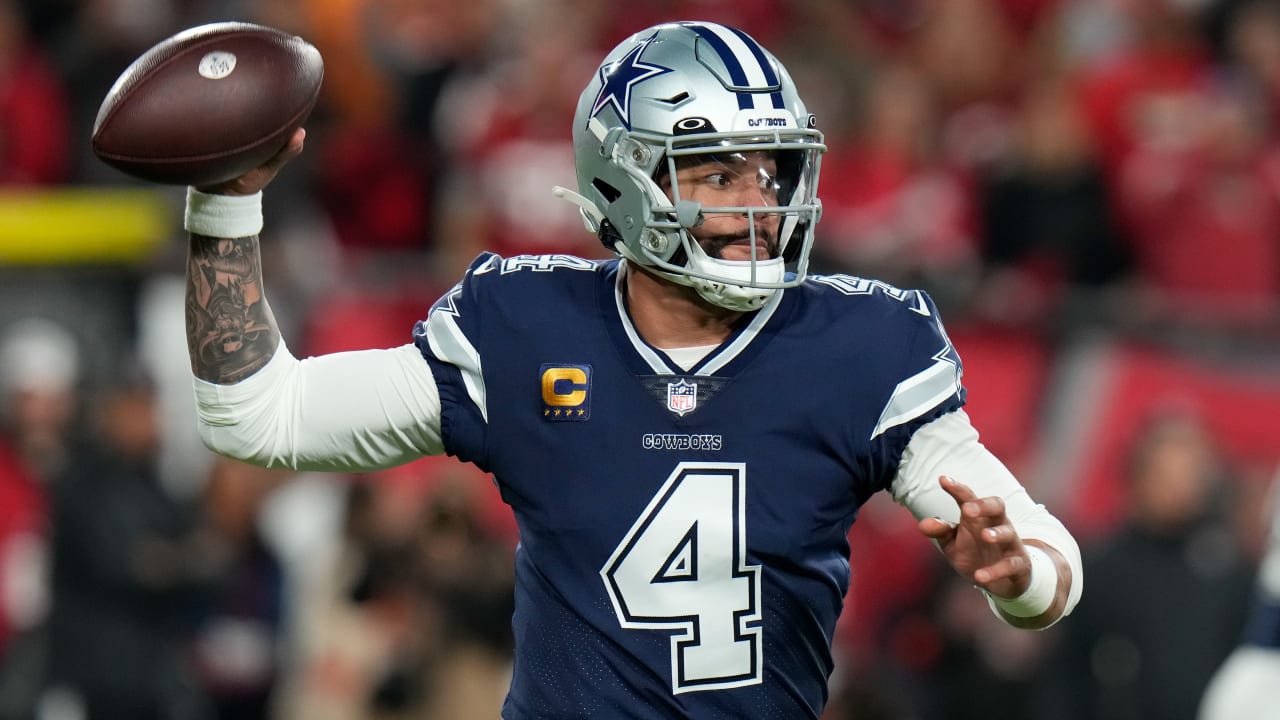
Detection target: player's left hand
<box><xmin>917</xmin><ymin>475</ymin><xmax>1030</xmax><ymax>600</ymax></box>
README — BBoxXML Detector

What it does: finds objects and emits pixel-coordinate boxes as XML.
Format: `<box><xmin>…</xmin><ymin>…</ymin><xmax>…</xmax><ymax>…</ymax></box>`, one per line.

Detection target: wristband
<box><xmin>184</xmin><ymin>187</ymin><xmax>263</xmax><ymax>238</ymax></box>
<box><xmin>985</xmin><ymin>545</ymin><xmax>1057</xmax><ymax>618</ymax></box>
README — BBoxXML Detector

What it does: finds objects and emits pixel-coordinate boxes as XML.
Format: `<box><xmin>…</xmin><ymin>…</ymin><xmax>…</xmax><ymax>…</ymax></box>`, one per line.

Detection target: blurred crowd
<box><xmin>1</xmin><ymin>0</ymin><xmax>1280</xmax><ymax>718</ymax></box>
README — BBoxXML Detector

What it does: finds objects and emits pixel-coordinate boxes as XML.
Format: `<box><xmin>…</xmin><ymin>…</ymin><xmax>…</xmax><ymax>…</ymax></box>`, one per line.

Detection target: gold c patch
<box><xmin>541</xmin><ymin>364</ymin><xmax>591</xmax><ymax>421</ymax></box>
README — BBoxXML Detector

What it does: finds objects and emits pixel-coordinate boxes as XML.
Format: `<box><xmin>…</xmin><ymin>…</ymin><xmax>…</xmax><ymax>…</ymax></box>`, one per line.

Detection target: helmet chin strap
<box><xmin>682</xmin><ymin>239</ymin><xmax>783</xmax><ymax>311</ymax></box>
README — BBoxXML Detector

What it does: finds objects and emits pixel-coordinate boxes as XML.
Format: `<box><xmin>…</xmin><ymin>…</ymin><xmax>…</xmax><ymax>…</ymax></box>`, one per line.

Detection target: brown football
<box><xmin>91</xmin><ymin>21</ymin><xmax>323</xmax><ymax>187</ymax></box>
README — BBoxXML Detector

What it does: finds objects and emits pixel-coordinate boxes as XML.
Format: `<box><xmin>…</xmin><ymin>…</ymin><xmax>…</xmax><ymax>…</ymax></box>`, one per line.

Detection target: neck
<box><xmin>624</xmin><ymin>262</ymin><xmax>743</xmax><ymax>349</ymax></box>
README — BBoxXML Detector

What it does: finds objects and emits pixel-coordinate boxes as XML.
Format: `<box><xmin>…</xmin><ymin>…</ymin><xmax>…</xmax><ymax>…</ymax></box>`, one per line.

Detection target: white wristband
<box><xmin>184</xmin><ymin>187</ymin><xmax>264</xmax><ymax>238</ymax></box>
<box><xmin>985</xmin><ymin>545</ymin><xmax>1057</xmax><ymax>618</ymax></box>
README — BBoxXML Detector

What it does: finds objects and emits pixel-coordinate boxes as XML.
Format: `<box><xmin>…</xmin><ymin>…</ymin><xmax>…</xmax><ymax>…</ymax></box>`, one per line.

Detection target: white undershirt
<box><xmin>661</xmin><ymin>344</ymin><xmax>717</xmax><ymax>371</ymax></box>
<box><xmin>193</xmin><ymin>339</ymin><xmax>1082</xmax><ymax>620</ymax></box>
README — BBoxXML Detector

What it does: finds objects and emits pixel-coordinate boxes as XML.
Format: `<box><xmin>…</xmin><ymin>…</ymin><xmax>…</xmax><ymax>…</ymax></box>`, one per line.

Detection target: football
<box><xmin>91</xmin><ymin>21</ymin><xmax>323</xmax><ymax>187</ymax></box>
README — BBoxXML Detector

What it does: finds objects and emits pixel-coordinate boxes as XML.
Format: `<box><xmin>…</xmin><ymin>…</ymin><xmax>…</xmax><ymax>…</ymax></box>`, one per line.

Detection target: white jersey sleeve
<box><xmin>891</xmin><ymin>409</ymin><xmax>1084</xmax><ymax>622</ymax></box>
<box><xmin>193</xmin><ymin>339</ymin><xmax>444</xmax><ymax>471</ymax></box>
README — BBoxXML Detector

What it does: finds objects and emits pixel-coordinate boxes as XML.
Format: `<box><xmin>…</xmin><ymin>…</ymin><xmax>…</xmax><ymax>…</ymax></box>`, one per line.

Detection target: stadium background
<box><xmin>1</xmin><ymin>0</ymin><xmax>1278</xmax><ymax>718</ymax></box>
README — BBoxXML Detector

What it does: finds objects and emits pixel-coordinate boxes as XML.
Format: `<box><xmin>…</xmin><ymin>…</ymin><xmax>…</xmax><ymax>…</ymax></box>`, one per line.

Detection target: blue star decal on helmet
<box><xmin>589</xmin><ymin>34</ymin><xmax>672</xmax><ymax>130</ymax></box>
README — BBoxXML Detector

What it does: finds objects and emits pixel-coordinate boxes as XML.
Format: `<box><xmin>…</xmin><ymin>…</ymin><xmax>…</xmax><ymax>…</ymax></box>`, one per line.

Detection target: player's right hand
<box><xmin>918</xmin><ymin>475</ymin><xmax>1032</xmax><ymax>599</ymax></box>
<box><xmin>197</xmin><ymin>127</ymin><xmax>306</xmax><ymax>197</ymax></box>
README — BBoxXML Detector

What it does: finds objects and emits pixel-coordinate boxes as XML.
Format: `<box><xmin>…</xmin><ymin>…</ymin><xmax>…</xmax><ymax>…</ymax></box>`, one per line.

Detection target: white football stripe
<box><xmin>870</xmin><ymin>359</ymin><xmax>962</xmax><ymax>440</ymax></box>
<box><xmin>425</xmin><ymin>311</ymin><xmax>488</xmax><ymax>423</ymax></box>
<box><xmin>701</xmin><ymin>24</ymin><xmax>771</xmax><ymax>89</ymax></box>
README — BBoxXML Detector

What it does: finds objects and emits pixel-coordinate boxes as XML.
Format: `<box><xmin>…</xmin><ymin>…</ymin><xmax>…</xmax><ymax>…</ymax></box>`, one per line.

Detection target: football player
<box><xmin>1199</xmin><ymin>471</ymin><xmax>1280</xmax><ymax>720</ymax></box>
<box><xmin>182</xmin><ymin>21</ymin><xmax>1083</xmax><ymax>718</ymax></box>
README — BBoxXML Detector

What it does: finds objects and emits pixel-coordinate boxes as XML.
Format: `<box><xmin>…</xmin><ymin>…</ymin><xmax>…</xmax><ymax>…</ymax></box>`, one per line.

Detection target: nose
<box><xmin>731</xmin><ymin>176</ymin><xmax>776</xmax><ymax>209</ymax></box>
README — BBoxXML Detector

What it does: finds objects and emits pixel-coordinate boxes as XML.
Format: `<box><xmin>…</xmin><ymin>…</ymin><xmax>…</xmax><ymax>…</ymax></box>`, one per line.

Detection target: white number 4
<box><xmin>601</xmin><ymin>462</ymin><xmax>763</xmax><ymax>694</ymax></box>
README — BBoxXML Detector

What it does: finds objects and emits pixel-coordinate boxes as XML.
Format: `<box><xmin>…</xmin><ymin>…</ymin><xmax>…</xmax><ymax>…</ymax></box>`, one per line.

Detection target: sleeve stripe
<box><xmin>870</xmin><ymin>359</ymin><xmax>961</xmax><ymax>440</ymax></box>
<box><xmin>425</xmin><ymin>310</ymin><xmax>488</xmax><ymax>423</ymax></box>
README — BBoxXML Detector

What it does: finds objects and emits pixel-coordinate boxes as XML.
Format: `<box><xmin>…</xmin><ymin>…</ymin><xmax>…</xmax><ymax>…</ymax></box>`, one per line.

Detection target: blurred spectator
<box><xmin>0</xmin><ymin>0</ymin><xmax>69</xmax><ymax>184</ymax></box>
<box><xmin>1040</xmin><ymin>408</ymin><xmax>1253</xmax><ymax>720</ymax></box>
<box><xmin>919</xmin><ymin>568</ymin><xmax>1051</xmax><ymax>720</ymax></box>
<box><xmin>1070</xmin><ymin>0</ymin><xmax>1214</xmax><ymax>184</ymax></box>
<box><xmin>1221</xmin><ymin>0</ymin><xmax>1280</xmax><ymax>133</ymax></box>
<box><xmin>284</xmin><ymin>0</ymin><xmax>505</xmax><ymax>340</ymax></box>
<box><xmin>274</xmin><ymin>0</ymin><xmax>394</xmax><ymax>130</ymax></box>
<box><xmin>187</xmin><ymin>460</ymin><xmax>289</xmax><ymax>720</ymax></box>
<box><xmin>283</xmin><ymin>478</ymin><xmax>429</xmax><ymax>720</ymax></box>
<box><xmin>0</xmin><ymin>318</ymin><xmax>78</xmax><ymax>492</ymax></box>
<box><xmin>39</xmin><ymin>366</ymin><xmax>222</xmax><ymax>720</ymax></box>
<box><xmin>0</xmin><ymin>319</ymin><xmax>78</xmax><ymax>716</ymax></box>
<box><xmin>411</xmin><ymin>471</ymin><xmax>514</xmax><ymax>719</ymax></box>
<box><xmin>912</xmin><ymin>0</ymin><xmax>1025</xmax><ymax>113</ymax></box>
<box><xmin>1112</xmin><ymin>72</ymin><xmax>1280</xmax><ymax>326</ymax></box>
<box><xmin>306</xmin><ymin>0</ymin><xmax>499</xmax><ymax>266</ymax></box>
<box><xmin>309</xmin><ymin>124</ymin><xmax>435</xmax><ymax>258</ymax></box>
<box><xmin>977</xmin><ymin>75</ymin><xmax>1130</xmax><ymax>327</ymax></box>
<box><xmin>813</xmin><ymin>59</ymin><xmax>978</xmax><ymax>295</ymax></box>
<box><xmin>1198</xmin><ymin>467</ymin><xmax>1280</xmax><ymax>720</ymax></box>
<box><xmin>274</xmin><ymin>457</ymin><xmax>513</xmax><ymax>720</ymax></box>
<box><xmin>433</xmin><ymin>0</ymin><xmax>605</xmax><ymax>275</ymax></box>
<box><xmin>1057</xmin><ymin>0</ymin><xmax>1280</xmax><ymax>327</ymax></box>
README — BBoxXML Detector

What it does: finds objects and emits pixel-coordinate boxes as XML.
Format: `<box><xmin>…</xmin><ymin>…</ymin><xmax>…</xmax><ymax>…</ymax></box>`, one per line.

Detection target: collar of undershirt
<box><xmin>659</xmin><ymin>344</ymin><xmax>719</xmax><ymax>372</ymax></box>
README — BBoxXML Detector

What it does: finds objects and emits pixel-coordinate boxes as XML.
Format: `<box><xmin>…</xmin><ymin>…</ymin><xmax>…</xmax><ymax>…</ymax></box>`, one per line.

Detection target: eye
<box><xmin>756</xmin><ymin>172</ymin><xmax>780</xmax><ymax>196</ymax></box>
<box><xmin>702</xmin><ymin>172</ymin><xmax>731</xmax><ymax>188</ymax></box>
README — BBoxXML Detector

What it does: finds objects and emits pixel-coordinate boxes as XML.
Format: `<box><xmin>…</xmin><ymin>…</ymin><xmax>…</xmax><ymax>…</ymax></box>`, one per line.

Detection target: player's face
<box><xmin>662</xmin><ymin>151</ymin><xmax>782</xmax><ymax>261</ymax></box>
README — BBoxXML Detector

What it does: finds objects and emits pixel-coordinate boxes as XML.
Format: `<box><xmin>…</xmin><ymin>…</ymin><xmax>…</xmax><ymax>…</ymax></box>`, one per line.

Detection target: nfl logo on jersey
<box><xmin>666</xmin><ymin>379</ymin><xmax>697</xmax><ymax>416</ymax></box>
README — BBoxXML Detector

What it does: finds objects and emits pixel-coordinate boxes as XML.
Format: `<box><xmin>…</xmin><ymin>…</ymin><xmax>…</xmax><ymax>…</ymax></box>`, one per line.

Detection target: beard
<box><xmin>699</xmin><ymin>227</ymin><xmax>780</xmax><ymax>260</ymax></box>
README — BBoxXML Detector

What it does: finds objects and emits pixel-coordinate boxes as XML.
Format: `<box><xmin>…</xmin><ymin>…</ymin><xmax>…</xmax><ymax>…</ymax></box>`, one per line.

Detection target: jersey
<box><xmin>1242</xmin><ymin>483</ymin><xmax>1280</xmax><ymax>650</ymax></box>
<box><xmin>413</xmin><ymin>253</ymin><xmax>966</xmax><ymax>719</ymax></box>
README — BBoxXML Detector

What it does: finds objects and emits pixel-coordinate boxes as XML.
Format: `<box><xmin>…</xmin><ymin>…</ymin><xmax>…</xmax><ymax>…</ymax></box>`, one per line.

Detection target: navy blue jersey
<box><xmin>1242</xmin><ymin>595</ymin><xmax>1280</xmax><ymax>649</ymax></box>
<box><xmin>1242</xmin><ymin>492</ymin><xmax>1280</xmax><ymax>650</ymax></box>
<box><xmin>413</xmin><ymin>253</ymin><xmax>965</xmax><ymax>719</ymax></box>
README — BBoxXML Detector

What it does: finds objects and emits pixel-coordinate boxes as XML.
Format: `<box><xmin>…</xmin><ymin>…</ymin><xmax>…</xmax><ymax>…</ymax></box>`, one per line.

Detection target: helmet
<box><xmin>557</xmin><ymin>21</ymin><xmax>825</xmax><ymax>311</ymax></box>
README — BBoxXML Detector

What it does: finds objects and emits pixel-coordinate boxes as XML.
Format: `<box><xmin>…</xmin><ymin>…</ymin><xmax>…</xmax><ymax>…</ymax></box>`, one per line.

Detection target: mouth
<box><xmin>702</xmin><ymin>231</ymin><xmax>777</xmax><ymax>261</ymax></box>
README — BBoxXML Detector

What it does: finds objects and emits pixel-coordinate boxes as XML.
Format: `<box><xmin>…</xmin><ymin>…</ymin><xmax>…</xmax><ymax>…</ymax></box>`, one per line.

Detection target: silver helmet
<box><xmin>556</xmin><ymin>21</ymin><xmax>825</xmax><ymax>311</ymax></box>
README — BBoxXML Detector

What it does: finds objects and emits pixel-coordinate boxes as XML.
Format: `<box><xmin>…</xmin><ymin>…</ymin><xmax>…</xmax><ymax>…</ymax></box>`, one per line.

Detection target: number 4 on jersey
<box><xmin>600</xmin><ymin>462</ymin><xmax>763</xmax><ymax>694</ymax></box>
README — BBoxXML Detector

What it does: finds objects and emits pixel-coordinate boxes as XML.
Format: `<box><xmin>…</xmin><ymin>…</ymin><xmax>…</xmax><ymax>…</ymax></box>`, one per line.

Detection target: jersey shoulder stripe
<box><xmin>802</xmin><ymin>273</ymin><xmax>965</xmax><ymax>439</ymax></box>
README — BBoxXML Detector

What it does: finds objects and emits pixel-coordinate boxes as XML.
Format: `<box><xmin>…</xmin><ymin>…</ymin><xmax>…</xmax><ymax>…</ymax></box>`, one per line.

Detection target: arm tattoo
<box><xmin>185</xmin><ymin>233</ymin><xmax>281</xmax><ymax>383</ymax></box>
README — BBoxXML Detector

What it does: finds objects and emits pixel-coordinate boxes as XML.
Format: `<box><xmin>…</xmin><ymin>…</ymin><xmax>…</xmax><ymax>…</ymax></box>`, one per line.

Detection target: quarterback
<box><xmin>182</xmin><ymin>21</ymin><xmax>1083</xmax><ymax>718</ymax></box>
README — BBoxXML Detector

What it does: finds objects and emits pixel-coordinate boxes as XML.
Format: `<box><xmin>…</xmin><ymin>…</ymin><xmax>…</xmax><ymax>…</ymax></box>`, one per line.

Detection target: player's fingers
<box><xmin>959</xmin><ymin>495</ymin><xmax>1008</xmax><ymax>527</ymax></box>
<box><xmin>938</xmin><ymin>475</ymin><xmax>977</xmax><ymax>504</ymax></box>
<box><xmin>284</xmin><ymin>127</ymin><xmax>307</xmax><ymax>156</ymax></box>
<box><xmin>973</xmin><ymin>552</ymin><xmax>1029</xmax><ymax>588</ymax></box>
<box><xmin>204</xmin><ymin>129</ymin><xmax>308</xmax><ymax>195</ymax></box>
<box><xmin>917</xmin><ymin>517</ymin><xmax>957</xmax><ymax>542</ymax></box>
<box><xmin>265</xmin><ymin>128</ymin><xmax>306</xmax><ymax>170</ymax></box>
<box><xmin>980</xmin><ymin>523</ymin><xmax>1021</xmax><ymax>548</ymax></box>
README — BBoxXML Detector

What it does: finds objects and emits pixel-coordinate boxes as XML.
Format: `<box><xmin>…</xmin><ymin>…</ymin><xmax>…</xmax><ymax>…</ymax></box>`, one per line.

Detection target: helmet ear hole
<box><xmin>593</xmin><ymin>178</ymin><xmax>622</xmax><ymax>203</ymax></box>
<box><xmin>592</xmin><ymin>180</ymin><xmax>624</xmax><ymax>250</ymax></box>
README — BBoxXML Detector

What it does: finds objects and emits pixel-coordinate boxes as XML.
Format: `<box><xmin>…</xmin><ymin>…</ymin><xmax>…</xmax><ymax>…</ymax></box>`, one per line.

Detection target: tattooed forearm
<box><xmin>185</xmin><ymin>233</ymin><xmax>281</xmax><ymax>383</ymax></box>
